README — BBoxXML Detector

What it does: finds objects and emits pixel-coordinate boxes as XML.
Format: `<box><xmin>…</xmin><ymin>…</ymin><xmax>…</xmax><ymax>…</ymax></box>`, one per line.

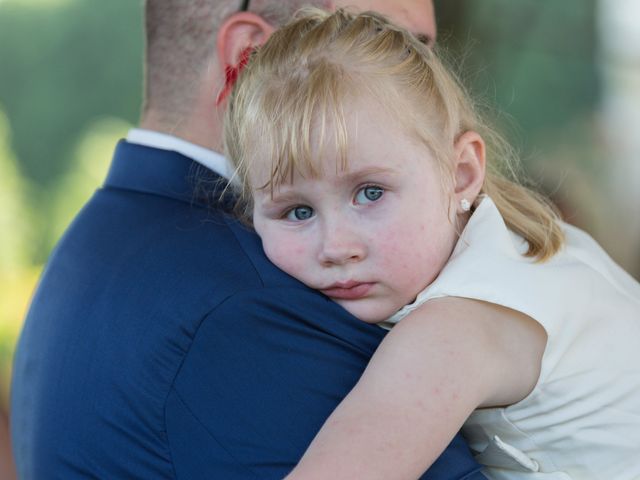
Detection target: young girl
<box><xmin>224</xmin><ymin>8</ymin><xmax>640</xmax><ymax>479</ymax></box>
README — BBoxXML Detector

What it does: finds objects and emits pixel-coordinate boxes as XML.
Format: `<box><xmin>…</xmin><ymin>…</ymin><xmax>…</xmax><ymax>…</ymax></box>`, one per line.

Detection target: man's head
<box><xmin>141</xmin><ymin>0</ymin><xmax>436</xmax><ymax>151</ymax></box>
<box><xmin>333</xmin><ymin>0</ymin><xmax>436</xmax><ymax>45</ymax></box>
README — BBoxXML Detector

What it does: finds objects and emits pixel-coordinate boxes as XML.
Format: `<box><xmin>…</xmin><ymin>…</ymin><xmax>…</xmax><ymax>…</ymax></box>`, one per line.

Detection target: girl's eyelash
<box><xmin>281</xmin><ymin>205</ymin><xmax>310</xmax><ymax>220</ymax></box>
<box><xmin>355</xmin><ymin>184</ymin><xmax>385</xmax><ymax>201</ymax></box>
<box><xmin>356</xmin><ymin>183</ymin><xmax>382</xmax><ymax>194</ymax></box>
<box><xmin>276</xmin><ymin>183</ymin><xmax>386</xmax><ymax>218</ymax></box>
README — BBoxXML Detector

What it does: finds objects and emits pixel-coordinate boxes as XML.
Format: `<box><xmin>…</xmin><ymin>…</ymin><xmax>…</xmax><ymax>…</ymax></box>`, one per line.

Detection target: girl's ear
<box><xmin>452</xmin><ymin>130</ymin><xmax>486</xmax><ymax>212</ymax></box>
<box><xmin>215</xmin><ymin>12</ymin><xmax>275</xmax><ymax>104</ymax></box>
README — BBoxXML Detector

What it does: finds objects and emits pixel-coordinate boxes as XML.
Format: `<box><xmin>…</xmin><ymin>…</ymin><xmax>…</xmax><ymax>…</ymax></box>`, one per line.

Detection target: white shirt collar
<box><xmin>126</xmin><ymin>128</ymin><xmax>234</xmax><ymax>179</ymax></box>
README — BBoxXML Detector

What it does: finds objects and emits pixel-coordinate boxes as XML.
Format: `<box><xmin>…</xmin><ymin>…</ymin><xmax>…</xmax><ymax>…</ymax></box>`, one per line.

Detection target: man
<box><xmin>11</xmin><ymin>1</ymin><xmax>484</xmax><ymax>478</ymax></box>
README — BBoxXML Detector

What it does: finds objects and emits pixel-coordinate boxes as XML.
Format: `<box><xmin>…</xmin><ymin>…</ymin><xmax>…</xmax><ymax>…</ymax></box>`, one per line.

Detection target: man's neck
<box><xmin>139</xmin><ymin>109</ymin><xmax>223</xmax><ymax>154</ymax></box>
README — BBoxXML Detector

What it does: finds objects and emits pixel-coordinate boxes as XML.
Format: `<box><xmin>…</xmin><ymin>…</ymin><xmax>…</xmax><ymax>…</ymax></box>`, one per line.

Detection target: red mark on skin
<box><xmin>216</xmin><ymin>46</ymin><xmax>254</xmax><ymax>106</ymax></box>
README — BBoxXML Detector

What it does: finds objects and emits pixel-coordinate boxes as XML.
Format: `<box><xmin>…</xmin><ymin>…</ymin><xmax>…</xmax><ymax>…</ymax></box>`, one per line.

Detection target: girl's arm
<box><xmin>285</xmin><ymin>297</ymin><xmax>546</xmax><ymax>480</ymax></box>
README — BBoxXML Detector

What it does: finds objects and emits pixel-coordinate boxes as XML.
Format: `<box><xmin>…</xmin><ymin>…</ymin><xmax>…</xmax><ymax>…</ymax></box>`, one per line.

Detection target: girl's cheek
<box><xmin>262</xmin><ymin>233</ymin><xmax>287</xmax><ymax>267</ymax></box>
<box><xmin>377</xmin><ymin>232</ymin><xmax>410</xmax><ymax>269</ymax></box>
<box><xmin>265</xmin><ymin>236</ymin><xmax>309</xmax><ymax>275</ymax></box>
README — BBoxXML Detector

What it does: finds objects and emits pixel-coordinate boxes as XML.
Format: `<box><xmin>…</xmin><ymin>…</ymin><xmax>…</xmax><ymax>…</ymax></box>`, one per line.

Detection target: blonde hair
<box><xmin>225</xmin><ymin>8</ymin><xmax>564</xmax><ymax>261</ymax></box>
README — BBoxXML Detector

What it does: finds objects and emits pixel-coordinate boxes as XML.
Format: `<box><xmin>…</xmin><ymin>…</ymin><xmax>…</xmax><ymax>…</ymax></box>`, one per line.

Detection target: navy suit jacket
<box><xmin>11</xmin><ymin>141</ymin><xmax>484</xmax><ymax>479</ymax></box>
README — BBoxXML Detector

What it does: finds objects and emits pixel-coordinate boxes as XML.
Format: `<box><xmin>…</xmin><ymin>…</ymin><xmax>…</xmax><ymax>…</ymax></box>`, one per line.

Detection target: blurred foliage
<box><xmin>0</xmin><ymin>0</ymin><xmax>142</xmax><ymax>182</ymax></box>
<box><xmin>0</xmin><ymin>109</ymin><xmax>40</xmax><ymax>412</ymax></box>
<box><xmin>435</xmin><ymin>0</ymin><xmax>598</xmax><ymax>157</ymax></box>
<box><xmin>0</xmin><ymin>0</ymin><xmax>142</xmax><ymax>262</ymax></box>
<box><xmin>0</xmin><ymin>267</ymin><xmax>40</xmax><ymax>413</ymax></box>
<box><xmin>0</xmin><ymin>110</ymin><xmax>38</xmax><ymax>270</ymax></box>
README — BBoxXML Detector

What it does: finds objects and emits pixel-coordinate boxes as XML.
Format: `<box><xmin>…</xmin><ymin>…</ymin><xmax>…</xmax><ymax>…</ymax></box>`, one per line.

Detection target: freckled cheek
<box><xmin>375</xmin><ymin>226</ymin><xmax>436</xmax><ymax>284</ymax></box>
<box><xmin>375</xmin><ymin>233</ymin><xmax>416</xmax><ymax>275</ymax></box>
<box><xmin>263</xmin><ymin>237</ymin><xmax>313</xmax><ymax>280</ymax></box>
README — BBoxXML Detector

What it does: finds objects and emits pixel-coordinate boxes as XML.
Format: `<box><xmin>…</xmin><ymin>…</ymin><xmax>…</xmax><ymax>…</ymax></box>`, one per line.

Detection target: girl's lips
<box><xmin>321</xmin><ymin>282</ymin><xmax>374</xmax><ymax>300</ymax></box>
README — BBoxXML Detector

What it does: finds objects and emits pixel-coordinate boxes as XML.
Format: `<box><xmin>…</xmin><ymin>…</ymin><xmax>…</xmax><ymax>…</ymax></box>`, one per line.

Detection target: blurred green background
<box><xmin>0</xmin><ymin>0</ymin><xmax>638</xmax><ymax>470</ymax></box>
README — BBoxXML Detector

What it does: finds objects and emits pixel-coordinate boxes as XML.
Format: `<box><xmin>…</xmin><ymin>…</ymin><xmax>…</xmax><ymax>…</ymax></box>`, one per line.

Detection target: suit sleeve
<box><xmin>164</xmin><ymin>287</ymin><xmax>485</xmax><ymax>480</ymax></box>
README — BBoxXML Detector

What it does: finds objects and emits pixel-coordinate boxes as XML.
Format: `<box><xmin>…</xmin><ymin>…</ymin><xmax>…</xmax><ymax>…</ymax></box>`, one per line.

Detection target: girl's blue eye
<box><xmin>355</xmin><ymin>186</ymin><xmax>384</xmax><ymax>204</ymax></box>
<box><xmin>286</xmin><ymin>205</ymin><xmax>314</xmax><ymax>221</ymax></box>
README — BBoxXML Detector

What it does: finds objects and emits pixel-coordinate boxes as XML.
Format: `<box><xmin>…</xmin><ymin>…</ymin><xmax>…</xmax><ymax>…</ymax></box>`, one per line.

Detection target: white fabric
<box><xmin>384</xmin><ymin>196</ymin><xmax>640</xmax><ymax>479</ymax></box>
<box><xmin>127</xmin><ymin>128</ymin><xmax>234</xmax><ymax>179</ymax></box>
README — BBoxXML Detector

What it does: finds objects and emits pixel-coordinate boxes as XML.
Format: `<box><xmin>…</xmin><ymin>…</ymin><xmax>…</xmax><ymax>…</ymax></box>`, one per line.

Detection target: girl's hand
<box><xmin>286</xmin><ymin>297</ymin><xmax>546</xmax><ymax>480</ymax></box>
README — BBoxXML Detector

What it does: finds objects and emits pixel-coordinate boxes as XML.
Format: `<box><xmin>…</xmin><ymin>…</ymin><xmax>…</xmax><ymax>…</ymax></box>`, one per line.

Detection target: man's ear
<box><xmin>214</xmin><ymin>12</ymin><xmax>275</xmax><ymax>105</ymax></box>
<box><xmin>452</xmin><ymin>131</ymin><xmax>486</xmax><ymax>212</ymax></box>
<box><xmin>216</xmin><ymin>12</ymin><xmax>275</xmax><ymax>71</ymax></box>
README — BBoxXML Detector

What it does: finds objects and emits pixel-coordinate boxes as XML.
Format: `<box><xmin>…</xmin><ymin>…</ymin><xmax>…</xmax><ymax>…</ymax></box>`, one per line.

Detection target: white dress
<box><xmin>383</xmin><ymin>196</ymin><xmax>640</xmax><ymax>479</ymax></box>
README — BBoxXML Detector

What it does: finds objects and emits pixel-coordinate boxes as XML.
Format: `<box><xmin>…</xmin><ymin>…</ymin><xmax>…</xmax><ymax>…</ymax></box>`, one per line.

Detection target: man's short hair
<box><xmin>143</xmin><ymin>0</ymin><xmax>329</xmax><ymax>123</ymax></box>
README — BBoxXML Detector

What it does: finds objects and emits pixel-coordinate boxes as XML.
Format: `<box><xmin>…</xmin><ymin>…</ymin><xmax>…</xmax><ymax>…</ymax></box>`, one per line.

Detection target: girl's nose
<box><xmin>317</xmin><ymin>225</ymin><xmax>367</xmax><ymax>267</ymax></box>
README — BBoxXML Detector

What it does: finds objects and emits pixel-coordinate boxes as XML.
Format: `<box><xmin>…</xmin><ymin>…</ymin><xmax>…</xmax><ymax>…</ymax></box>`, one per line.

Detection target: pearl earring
<box><xmin>460</xmin><ymin>198</ymin><xmax>471</xmax><ymax>212</ymax></box>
